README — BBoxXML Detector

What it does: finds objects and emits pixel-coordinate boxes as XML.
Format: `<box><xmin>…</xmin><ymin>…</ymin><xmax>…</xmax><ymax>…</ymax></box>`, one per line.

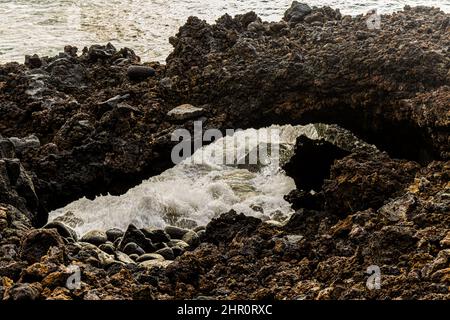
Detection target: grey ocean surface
<box><xmin>1</xmin><ymin>0</ymin><xmax>449</xmax><ymax>63</ymax></box>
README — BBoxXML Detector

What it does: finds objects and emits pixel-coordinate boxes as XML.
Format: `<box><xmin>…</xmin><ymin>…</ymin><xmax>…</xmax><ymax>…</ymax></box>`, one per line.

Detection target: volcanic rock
<box><xmin>119</xmin><ymin>224</ymin><xmax>155</xmax><ymax>253</ymax></box>
<box><xmin>81</xmin><ymin>230</ymin><xmax>108</xmax><ymax>246</ymax></box>
<box><xmin>20</xmin><ymin>229</ymin><xmax>65</xmax><ymax>263</ymax></box>
<box><xmin>167</xmin><ymin>104</ymin><xmax>204</xmax><ymax>121</ymax></box>
<box><xmin>127</xmin><ymin>65</ymin><xmax>156</xmax><ymax>81</ymax></box>
<box><xmin>164</xmin><ymin>226</ymin><xmax>190</xmax><ymax>240</ymax></box>
<box><xmin>283</xmin><ymin>2</ymin><xmax>312</xmax><ymax>23</ymax></box>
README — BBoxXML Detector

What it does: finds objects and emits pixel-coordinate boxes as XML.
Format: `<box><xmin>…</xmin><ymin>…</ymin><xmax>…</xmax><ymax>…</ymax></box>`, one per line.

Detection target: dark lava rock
<box><xmin>25</xmin><ymin>54</ymin><xmax>43</xmax><ymax>69</ymax></box>
<box><xmin>106</xmin><ymin>228</ymin><xmax>124</xmax><ymax>242</ymax></box>
<box><xmin>0</xmin><ymin>157</ymin><xmax>40</xmax><ymax>224</ymax></box>
<box><xmin>141</xmin><ymin>228</ymin><xmax>171</xmax><ymax>243</ymax></box>
<box><xmin>7</xmin><ymin>135</ymin><xmax>40</xmax><ymax>156</ymax></box>
<box><xmin>136</xmin><ymin>253</ymin><xmax>165</xmax><ymax>262</ymax></box>
<box><xmin>323</xmin><ymin>152</ymin><xmax>420</xmax><ymax>215</ymax></box>
<box><xmin>123</xmin><ymin>242</ymin><xmax>146</xmax><ymax>256</ymax></box>
<box><xmin>98</xmin><ymin>94</ymin><xmax>130</xmax><ymax>108</ymax></box>
<box><xmin>119</xmin><ymin>224</ymin><xmax>155</xmax><ymax>253</ymax></box>
<box><xmin>284</xmin><ymin>189</ymin><xmax>324</xmax><ymax>211</ymax></box>
<box><xmin>182</xmin><ymin>230</ymin><xmax>200</xmax><ymax>247</ymax></box>
<box><xmin>0</xmin><ymin>4</ymin><xmax>448</xmax><ymax>301</ymax></box>
<box><xmin>156</xmin><ymin>247</ymin><xmax>175</xmax><ymax>260</ymax></box>
<box><xmin>283</xmin><ymin>135</ymin><xmax>351</xmax><ymax>192</ymax></box>
<box><xmin>129</xmin><ymin>253</ymin><xmax>140</xmax><ymax>261</ymax></box>
<box><xmin>164</xmin><ymin>226</ymin><xmax>190</xmax><ymax>240</ymax></box>
<box><xmin>127</xmin><ymin>65</ymin><xmax>155</xmax><ymax>81</ymax></box>
<box><xmin>283</xmin><ymin>1</ymin><xmax>312</xmax><ymax>23</ymax></box>
<box><xmin>153</xmin><ymin>241</ymin><xmax>168</xmax><ymax>250</ymax></box>
<box><xmin>84</xmin><ymin>43</ymin><xmax>118</xmax><ymax>61</ymax></box>
<box><xmin>171</xmin><ymin>246</ymin><xmax>186</xmax><ymax>258</ymax></box>
<box><xmin>81</xmin><ymin>230</ymin><xmax>108</xmax><ymax>246</ymax></box>
<box><xmin>203</xmin><ymin>211</ymin><xmax>262</xmax><ymax>245</ymax></box>
<box><xmin>99</xmin><ymin>243</ymin><xmax>116</xmax><ymax>255</ymax></box>
<box><xmin>20</xmin><ymin>229</ymin><xmax>65</xmax><ymax>263</ymax></box>
<box><xmin>167</xmin><ymin>239</ymin><xmax>190</xmax><ymax>249</ymax></box>
<box><xmin>43</xmin><ymin>221</ymin><xmax>77</xmax><ymax>242</ymax></box>
<box><xmin>5</xmin><ymin>283</ymin><xmax>42</xmax><ymax>301</ymax></box>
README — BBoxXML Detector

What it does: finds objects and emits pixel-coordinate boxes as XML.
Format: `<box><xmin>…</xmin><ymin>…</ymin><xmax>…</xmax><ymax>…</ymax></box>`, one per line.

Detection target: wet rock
<box><xmin>137</xmin><ymin>253</ymin><xmax>165</xmax><ymax>262</ymax></box>
<box><xmin>182</xmin><ymin>230</ymin><xmax>200</xmax><ymax>247</ymax></box>
<box><xmin>203</xmin><ymin>211</ymin><xmax>261</xmax><ymax>244</ymax></box>
<box><xmin>193</xmin><ymin>226</ymin><xmax>206</xmax><ymax>233</ymax></box>
<box><xmin>113</xmin><ymin>237</ymin><xmax>122</xmax><ymax>248</ymax></box>
<box><xmin>106</xmin><ymin>228</ymin><xmax>124</xmax><ymax>242</ymax></box>
<box><xmin>127</xmin><ymin>65</ymin><xmax>155</xmax><ymax>81</ymax></box>
<box><xmin>171</xmin><ymin>246</ymin><xmax>186</xmax><ymax>258</ymax></box>
<box><xmin>164</xmin><ymin>226</ymin><xmax>190</xmax><ymax>240</ymax></box>
<box><xmin>141</xmin><ymin>228</ymin><xmax>171</xmax><ymax>243</ymax></box>
<box><xmin>119</xmin><ymin>224</ymin><xmax>155</xmax><ymax>253</ymax></box>
<box><xmin>196</xmin><ymin>230</ymin><xmax>206</xmax><ymax>241</ymax></box>
<box><xmin>156</xmin><ymin>247</ymin><xmax>175</xmax><ymax>260</ymax></box>
<box><xmin>123</xmin><ymin>242</ymin><xmax>145</xmax><ymax>256</ymax></box>
<box><xmin>167</xmin><ymin>239</ymin><xmax>190</xmax><ymax>249</ymax></box>
<box><xmin>116</xmin><ymin>252</ymin><xmax>135</xmax><ymax>265</ymax></box>
<box><xmin>81</xmin><ymin>230</ymin><xmax>108</xmax><ymax>246</ymax></box>
<box><xmin>99</xmin><ymin>243</ymin><xmax>116</xmax><ymax>255</ymax></box>
<box><xmin>129</xmin><ymin>254</ymin><xmax>139</xmax><ymax>261</ymax></box>
<box><xmin>167</xmin><ymin>104</ymin><xmax>204</xmax><ymax>121</ymax></box>
<box><xmin>178</xmin><ymin>218</ymin><xmax>199</xmax><ymax>230</ymax></box>
<box><xmin>25</xmin><ymin>54</ymin><xmax>43</xmax><ymax>69</ymax></box>
<box><xmin>43</xmin><ymin>221</ymin><xmax>77</xmax><ymax>242</ymax></box>
<box><xmin>20</xmin><ymin>229</ymin><xmax>65</xmax><ymax>263</ymax></box>
<box><xmin>283</xmin><ymin>2</ymin><xmax>312</xmax><ymax>23</ymax></box>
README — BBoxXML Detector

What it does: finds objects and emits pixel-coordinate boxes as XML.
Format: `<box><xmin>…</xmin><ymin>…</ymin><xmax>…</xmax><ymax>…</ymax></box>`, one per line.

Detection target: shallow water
<box><xmin>1</xmin><ymin>0</ymin><xmax>449</xmax><ymax>63</ymax></box>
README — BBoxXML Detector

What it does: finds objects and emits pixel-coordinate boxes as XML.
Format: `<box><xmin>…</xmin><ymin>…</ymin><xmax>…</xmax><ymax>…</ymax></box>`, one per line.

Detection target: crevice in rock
<box><xmin>295</xmin><ymin>106</ymin><xmax>438</xmax><ymax>165</ymax></box>
<box><xmin>283</xmin><ymin>135</ymin><xmax>350</xmax><ymax>192</ymax></box>
<box><xmin>245</xmin><ymin>100</ymin><xmax>440</xmax><ymax>166</ymax></box>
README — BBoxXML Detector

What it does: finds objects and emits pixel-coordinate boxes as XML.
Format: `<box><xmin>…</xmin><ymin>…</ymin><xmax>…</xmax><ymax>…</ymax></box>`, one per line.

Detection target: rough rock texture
<box><xmin>157</xmin><ymin>158</ymin><xmax>449</xmax><ymax>299</ymax></box>
<box><xmin>0</xmin><ymin>44</ymin><xmax>177</xmax><ymax>224</ymax></box>
<box><xmin>0</xmin><ymin>3</ymin><xmax>448</xmax><ymax>300</ymax></box>
<box><xmin>164</xmin><ymin>5</ymin><xmax>449</xmax><ymax>163</ymax></box>
<box><xmin>167</xmin><ymin>104</ymin><xmax>204</xmax><ymax>121</ymax></box>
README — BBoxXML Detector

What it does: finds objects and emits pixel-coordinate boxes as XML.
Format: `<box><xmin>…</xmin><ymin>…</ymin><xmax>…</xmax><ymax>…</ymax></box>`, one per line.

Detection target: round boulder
<box><xmin>81</xmin><ymin>230</ymin><xmax>108</xmax><ymax>246</ymax></box>
<box><xmin>127</xmin><ymin>65</ymin><xmax>156</xmax><ymax>81</ymax></box>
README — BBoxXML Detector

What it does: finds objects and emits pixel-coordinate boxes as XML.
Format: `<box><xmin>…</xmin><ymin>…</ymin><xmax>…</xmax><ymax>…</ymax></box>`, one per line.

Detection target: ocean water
<box><xmin>1</xmin><ymin>0</ymin><xmax>449</xmax><ymax>63</ymax></box>
<box><xmin>49</xmin><ymin>124</ymin><xmax>319</xmax><ymax>235</ymax></box>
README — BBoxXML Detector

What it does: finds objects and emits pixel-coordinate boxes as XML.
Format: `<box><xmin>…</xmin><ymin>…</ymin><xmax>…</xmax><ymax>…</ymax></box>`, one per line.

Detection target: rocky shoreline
<box><xmin>0</xmin><ymin>3</ymin><xmax>449</xmax><ymax>300</ymax></box>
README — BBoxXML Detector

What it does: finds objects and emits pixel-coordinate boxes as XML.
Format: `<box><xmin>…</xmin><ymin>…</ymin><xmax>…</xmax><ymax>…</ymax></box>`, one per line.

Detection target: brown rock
<box><xmin>20</xmin><ymin>229</ymin><xmax>65</xmax><ymax>263</ymax></box>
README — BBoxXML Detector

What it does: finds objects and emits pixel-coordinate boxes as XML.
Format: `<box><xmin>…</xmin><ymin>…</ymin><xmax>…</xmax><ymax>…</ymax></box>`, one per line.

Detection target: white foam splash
<box><xmin>49</xmin><ymin>124</ymin><xmax>318</xmax><ymax>235</ymax></box>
